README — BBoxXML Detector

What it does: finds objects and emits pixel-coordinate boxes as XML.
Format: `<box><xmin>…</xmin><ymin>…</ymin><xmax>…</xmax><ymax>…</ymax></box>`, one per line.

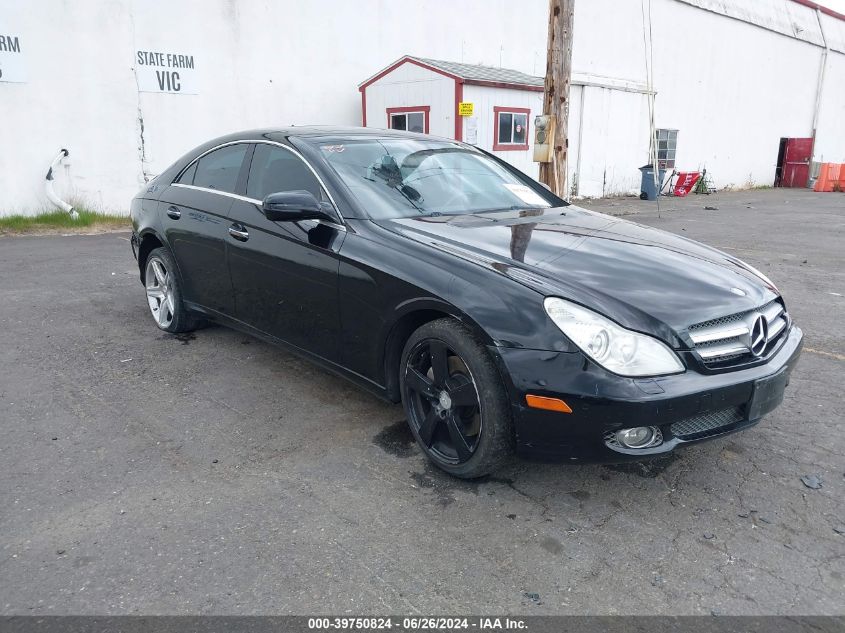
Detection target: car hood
<box><xmin>377</xmin><ymin>206</ymin><xmax>779</xmax><ymax>342</ymax></box>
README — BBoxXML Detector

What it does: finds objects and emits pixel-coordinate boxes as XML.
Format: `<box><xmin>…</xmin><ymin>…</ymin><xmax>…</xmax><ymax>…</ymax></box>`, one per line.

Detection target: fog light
<box><xmin>615</xmin><ymin>426</ymin><xmax>660</xmax><ymax>448</ymax></box>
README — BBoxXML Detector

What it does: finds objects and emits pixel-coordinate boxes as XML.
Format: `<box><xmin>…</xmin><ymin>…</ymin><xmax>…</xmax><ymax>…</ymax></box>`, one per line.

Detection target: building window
<box><xmin>656</xmin><ymin>129</ymin><xmax>678</xmax><ymax>169</ymax></box>
<box><xmin>387</xmin><ymin>106</ymin><xmax>430</xmax><ymax>134</ymax></box>
<box><xmin>493</xmin><ymin>107</ymin><xmax>530</xmax><ymax>151</ymax></box>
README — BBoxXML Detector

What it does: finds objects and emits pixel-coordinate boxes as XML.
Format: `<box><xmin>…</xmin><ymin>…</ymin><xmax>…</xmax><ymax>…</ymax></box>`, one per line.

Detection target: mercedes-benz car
<box><xmin>129</xmin><ymin>127</ymin><xmax>803</xmax><ymax>478</ymax></box>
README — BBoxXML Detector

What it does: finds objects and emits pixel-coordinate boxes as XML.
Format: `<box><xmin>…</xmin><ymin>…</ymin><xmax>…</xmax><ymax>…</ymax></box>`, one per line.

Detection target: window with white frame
<box><xmin>656</xmin><ymin>129</ymin><xmax>678</xmax><ymax>169</ymax></box>
<box><xmin>388</xmin><ymin>110</ymin><xmax>427</xmax><ymax>133</ymax></box>
<box><xmin>494</xmin><ymin>107</ymin><xmax>530</xmax><ymax>150</ymax></box>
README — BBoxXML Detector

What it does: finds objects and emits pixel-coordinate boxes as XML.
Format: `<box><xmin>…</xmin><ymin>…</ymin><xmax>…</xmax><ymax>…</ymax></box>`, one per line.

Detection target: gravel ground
<box><xmin>0</xmin><ymin>188</ymin><xmax>842</xmax><ymax>615</ymax></box>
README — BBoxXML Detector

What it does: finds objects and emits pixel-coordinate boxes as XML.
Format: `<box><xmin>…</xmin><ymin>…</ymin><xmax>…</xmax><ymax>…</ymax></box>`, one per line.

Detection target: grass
<box><xmin>0</xmin><ymin>209</ymin><xmax>129</xmax><ymax>235</ymax></box>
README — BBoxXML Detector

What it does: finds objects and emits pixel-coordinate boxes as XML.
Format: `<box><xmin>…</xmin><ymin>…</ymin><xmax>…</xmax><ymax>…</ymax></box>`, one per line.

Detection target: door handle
<box><xmin>228</xmin><ymin>224</ymin><xmax>249</xmax><ymax>242</ymax></box>
<box><xmin>166</xmin><ymin>206</ymin><xmax>181</xmax><ymax>220</ymax></box>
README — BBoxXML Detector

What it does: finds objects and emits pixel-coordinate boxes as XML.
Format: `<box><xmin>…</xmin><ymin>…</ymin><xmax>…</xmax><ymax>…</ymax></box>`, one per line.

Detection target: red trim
<box><xmin>789</xmin><ymin>0</ymin><xmax>845</xmax><ymax>22</ymax></box>
<box><xmin>465</xmin><ymin>79</ymin><xmax>543</xmax><ymax>92</ymax></box>
<box><xmin>492</xmin><ymin>106</ymin><xmax>530</xmax><ymax>152</ymax></box>
<box><xmin>360</xmin><ymin>56</ymin><xmax>462</xmax><ymax>90</ymax></box>
<box><xmin>386</xmin><ymin>105</ymin><xmax>430</xmax><ymax>134</ymax></box>
<box><xmin>454</xmin><ymin>80</ymin><xmax>464</xmax><ymax>141</ymax></box>
<box><xmin>359</xmin><ymin>56</ymin><xmax>543</xmax><ymax>93</ymax></box>
<box><xmin>361</xmin><ymin>89</ymin><xmax>367</xmax><ymax>126</ymax></box>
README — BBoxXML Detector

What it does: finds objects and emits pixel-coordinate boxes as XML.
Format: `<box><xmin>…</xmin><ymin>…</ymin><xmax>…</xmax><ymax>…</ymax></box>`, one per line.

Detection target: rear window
<box><xmin>175</xmin><ymin>162</ymin><xmax>197</xmax><ymax>185</ymax></box>
<box><xmin>191</xmin><ymin>144</ymin><xmax>248</xmax><ymax>193</ymax></box>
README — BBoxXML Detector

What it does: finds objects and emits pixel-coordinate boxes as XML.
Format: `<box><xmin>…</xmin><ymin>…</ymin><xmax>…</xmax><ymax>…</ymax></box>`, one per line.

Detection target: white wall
<box><xmin>461</xmin><ymin>84</ymin><xmax>543</xmax><ymax>177</ymax></box>
<box><xmin>568</xmin><ymin>85</ymin><xmax>653</xmax><ymax>197</ymax></box>
<box><xmin>1</xmin><ymin>0</ymin><xmax>843</xmax><ymax>213</ymax></box>
<box><xmin>0</xmin><ymin>0</ymin><xmax>548</xmax><ymax>215</ymax></box>
<box><xmin>363</xmin><ymin>62</ymin><xmax>456</xmax><ymax>137</ymax></box>
<box><xmin>569</xmin><ymin>0</ymin><xmax>845</xmax><ymax>195</ymax></box>
<box><xmin>360</xmin><ymin>0</ymin><xmax>845</xmax><ymax>198</ymax></box>
<box><xmin>814</xmin><ymin>50</ymin><xmax>845</xmax><ymax>164</ymax></box>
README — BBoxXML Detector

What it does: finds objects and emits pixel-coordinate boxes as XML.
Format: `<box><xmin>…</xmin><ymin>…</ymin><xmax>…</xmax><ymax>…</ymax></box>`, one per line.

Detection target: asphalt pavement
<box><xmin>0</xmin><ymin>188</ymin><xmax>842</xmax><ymax>615</ymax></box>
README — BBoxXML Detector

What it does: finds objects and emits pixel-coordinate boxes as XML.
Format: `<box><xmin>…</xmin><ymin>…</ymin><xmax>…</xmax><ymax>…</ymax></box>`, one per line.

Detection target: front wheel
<box><xmin>143</xmin><ymin>247</ymin><xmax>197</xmax><ymax>333</ymax></box>
<box><xmin>400</xmin><ymin>318</ymin><xmax>513</xmax><ymax>478</ymax></box>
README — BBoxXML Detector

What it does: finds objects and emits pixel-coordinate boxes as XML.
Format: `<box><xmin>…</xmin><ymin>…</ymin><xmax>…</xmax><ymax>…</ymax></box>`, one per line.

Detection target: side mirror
<box><xmin>262</xmin><ymin>190</ymin><xmax>334</xmax><ymax>222</ymax></box>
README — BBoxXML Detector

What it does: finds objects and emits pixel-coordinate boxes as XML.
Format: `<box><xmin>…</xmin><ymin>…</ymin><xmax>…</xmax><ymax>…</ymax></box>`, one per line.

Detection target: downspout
<box><xmin>809</xmin><ymin>7</ymin><xmax>829</xmax><ymax>185</ymax></box>
<box><xmin>45</xmin><ymin>149</ymin><xmax>77</xmax><ymax>219</ymax></box>
<box><xmin>573</xmin><ymin>85</ymin><xmax>585</xmax><ymax>197</ymax></box>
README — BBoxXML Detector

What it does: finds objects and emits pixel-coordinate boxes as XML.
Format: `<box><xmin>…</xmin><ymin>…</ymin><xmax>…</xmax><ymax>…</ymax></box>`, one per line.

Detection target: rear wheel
<box><xmin>144</xmin><ymin>247</ymin><xmax>197</xmax><ymax>333</ymax></box>
<box><xmin>400</xmin><ymin>318</ymin><xmax>513</xmax><ymax>478</ymax></box>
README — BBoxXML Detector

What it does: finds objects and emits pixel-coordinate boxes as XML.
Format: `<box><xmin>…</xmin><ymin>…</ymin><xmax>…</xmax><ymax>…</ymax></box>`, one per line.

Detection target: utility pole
<box><xmin>539</xmin><ymin>0</ymin><xmax>574</xmax><ymax>198</ymax></box>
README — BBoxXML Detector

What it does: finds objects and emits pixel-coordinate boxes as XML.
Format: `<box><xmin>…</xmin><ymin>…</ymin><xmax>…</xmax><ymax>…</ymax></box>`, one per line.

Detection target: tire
<box><xmin>400</xmin><ymin>318</ymin><xmax>514</xmax><ymax>478</ymax></box>
<box><xmin>143</xmin><ymin>247</ymin><xmax>198</xmax><ymax>333</ymax></box>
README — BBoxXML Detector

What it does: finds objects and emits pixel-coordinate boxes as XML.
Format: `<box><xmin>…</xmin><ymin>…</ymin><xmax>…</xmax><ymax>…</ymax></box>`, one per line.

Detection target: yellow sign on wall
<box><xmin>458</xmin><ymin>102</ymin><xmax>474</xmax><ymax>116</ymax></box>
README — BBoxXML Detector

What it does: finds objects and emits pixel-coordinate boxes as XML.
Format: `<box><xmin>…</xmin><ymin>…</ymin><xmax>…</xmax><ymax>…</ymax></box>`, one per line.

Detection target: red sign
<box><xmin>673</xmin><ymin>172</ymin><xmax>701</xmax><ymax>197</ymax></box>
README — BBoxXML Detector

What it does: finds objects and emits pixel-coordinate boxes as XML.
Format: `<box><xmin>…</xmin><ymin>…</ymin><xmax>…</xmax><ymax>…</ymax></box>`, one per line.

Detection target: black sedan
<box><xmin>130</xmin><ymin>127</ymin><xmax>803</xmax><ymax>478</ymax></box>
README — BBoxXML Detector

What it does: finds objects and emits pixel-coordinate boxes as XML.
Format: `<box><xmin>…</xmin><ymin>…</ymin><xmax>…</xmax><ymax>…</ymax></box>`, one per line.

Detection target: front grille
<box><xmin>670</xmin><ymin>407</ymin><xmax>744</xmax><ymax>439</ymax></box>
<box><xmin>691</xmin><ymin>311</ymin><xmax>746</xmax><ymax>331</ymax></box>
<box><xmin>688</xmin><ymin>299</ymin><xmax>789</xmax><ymax>368</ymax></box>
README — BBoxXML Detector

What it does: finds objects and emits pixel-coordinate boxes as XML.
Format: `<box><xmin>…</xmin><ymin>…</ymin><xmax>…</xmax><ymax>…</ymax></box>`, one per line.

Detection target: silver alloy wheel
<box><xmin>145</xmin><ymin>257</ymin><xmax>175</xmax><ymax>328</ymax></box>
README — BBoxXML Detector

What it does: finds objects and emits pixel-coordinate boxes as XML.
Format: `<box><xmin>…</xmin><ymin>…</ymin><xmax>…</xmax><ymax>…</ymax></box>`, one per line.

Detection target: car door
<box><xmin>226</xmin><ymin>142</ymin><xmax>346</xmax><ymax>362</ymax></box>
<box><xmin>159</xmin><ymin>142</ymin><xmax>250</xmax><ymax>316</ymax></box>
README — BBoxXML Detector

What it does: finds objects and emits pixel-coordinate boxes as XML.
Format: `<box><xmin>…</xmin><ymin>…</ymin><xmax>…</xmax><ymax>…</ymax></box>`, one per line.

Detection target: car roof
<box><xmin>206</xmin><ymin>126</ymin><xmax>454</xmax><ymax>145</ymax></box>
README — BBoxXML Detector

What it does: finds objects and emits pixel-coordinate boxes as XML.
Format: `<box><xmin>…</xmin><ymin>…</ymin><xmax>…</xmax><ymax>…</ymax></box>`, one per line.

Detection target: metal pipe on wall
<box><xmin>45</xmin><ymin>149</ymin><xmax>77</xmax><ymax>219</ymax></box>
<box><xmin>809</xmin><ymin>7</ymin><xmax>829</xmax><ymax>184</ymax></box>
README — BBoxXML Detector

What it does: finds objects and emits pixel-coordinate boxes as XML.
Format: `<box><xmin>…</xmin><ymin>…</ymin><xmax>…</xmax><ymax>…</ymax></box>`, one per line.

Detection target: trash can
<box><xmin>639</xmin><ymin>164</ymin><xmax>666</xmax><ymax>200</ymax></box>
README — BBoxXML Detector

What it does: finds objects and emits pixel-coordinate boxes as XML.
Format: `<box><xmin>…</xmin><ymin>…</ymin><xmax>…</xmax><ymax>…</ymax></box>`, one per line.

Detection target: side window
<box><xmin>175</xmin><ymin>161</ymin><xmax>197</xmax><ymax>185</ymax></box>
<box><xmin>247</xmin><ymin>144</ymin><xmax>323</xmax><ymax>201</ymax></box>
<box><xmin>192</xmin><ymin>144</ymin><xmax>248</xmax><ymax>193</ymax></box>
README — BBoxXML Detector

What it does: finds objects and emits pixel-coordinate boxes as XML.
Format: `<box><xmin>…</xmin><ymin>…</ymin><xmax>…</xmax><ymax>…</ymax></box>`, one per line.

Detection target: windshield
<box><xmin>315</xmin><ymin>139</ymin><xmax>555</xmax><ymax>219</ymax></box>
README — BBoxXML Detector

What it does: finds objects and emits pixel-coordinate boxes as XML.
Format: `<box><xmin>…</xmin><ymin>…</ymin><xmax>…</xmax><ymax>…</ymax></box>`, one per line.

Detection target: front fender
<box><xmin>337</xmin><ymin>221</ymin><xmax>575</xmax><ymax>389</ymax></box>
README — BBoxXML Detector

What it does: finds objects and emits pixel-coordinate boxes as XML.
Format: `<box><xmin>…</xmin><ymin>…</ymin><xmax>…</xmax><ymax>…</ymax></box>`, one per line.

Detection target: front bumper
<box><xmin>493</xmin><ymin>325</ymin><xmax>803</xmax><ymax>462</ymax></box>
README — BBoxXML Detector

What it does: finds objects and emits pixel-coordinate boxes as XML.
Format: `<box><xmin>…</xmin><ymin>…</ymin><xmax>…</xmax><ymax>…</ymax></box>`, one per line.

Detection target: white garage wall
<box><xmin>363</xmin><ymin>62</ymin><xmax>456</xmax><ymax>137</ymax></box>
<box><xmin>813</xmin><ymin>50</ymin><xmax>845</xmax><ymax>163</ymax></box>
<box><xmin>570</xmin><ymin>0</ymin><xmax>845</xmax><ymax>195</ymax></box>
<box><xmin>0</xmin><ymin>0</ymin><xmax>548</xmax><ymax>215</ymax></box>
<box><xmin>569</xmin><ymin>86</ymin><xmax>653</xmax><ymax>197</ymax></box>
<box><xmin>0</xmin><ymin>2</ymin><xmax>140</xmax><ymax>215</ymax></box>
<box><xmin>461</xmin><ymin>84</ymin><xmax>543</xmax><ymax>178</ymax></box>
<box><xmin>1</xmin><ymin>0</ymin><xmax>843</xmax><ymax>213</ymax></box>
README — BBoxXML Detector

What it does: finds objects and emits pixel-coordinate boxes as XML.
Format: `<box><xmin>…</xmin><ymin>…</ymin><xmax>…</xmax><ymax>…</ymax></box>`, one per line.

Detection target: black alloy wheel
<box><xmin>404</xmin><ymin>338</ymin><xmax>482</xmax><ymax>464</ymax></box>
<box><xmin>400</xmin><ymin>319</ymin><xmax>513</xmax><ymax>478</ymax></box>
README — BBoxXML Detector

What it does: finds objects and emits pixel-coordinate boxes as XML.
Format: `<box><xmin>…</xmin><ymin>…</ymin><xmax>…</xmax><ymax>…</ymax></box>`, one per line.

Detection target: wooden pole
<box><xmin>539</xmin><ymin>0</ymin><xmax>574</xmax><ymax>198</ymax></box>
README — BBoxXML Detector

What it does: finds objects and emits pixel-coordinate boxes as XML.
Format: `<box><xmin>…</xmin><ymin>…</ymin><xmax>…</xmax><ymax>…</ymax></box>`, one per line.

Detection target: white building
<box><xmin>359</xmin><ymin>57</ymin><xmax>544</xmax><ymax>178</ymax></box>
<box><xmin>0</xmin><ymin>0</ymin><xmax>843</xmax><ymax>214</ymax></box>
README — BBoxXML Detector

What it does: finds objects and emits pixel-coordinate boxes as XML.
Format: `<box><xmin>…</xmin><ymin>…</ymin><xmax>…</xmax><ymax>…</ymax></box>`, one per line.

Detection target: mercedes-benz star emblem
<box><xmin>749</xmin><ymin>314</ymin><xmax>768</xmax><ymax>357</ymax></box>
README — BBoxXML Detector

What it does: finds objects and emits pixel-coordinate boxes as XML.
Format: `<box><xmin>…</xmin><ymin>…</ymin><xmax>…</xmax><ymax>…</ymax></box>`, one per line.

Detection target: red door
<box><xmin>779</xmin><ymin>137</ymin><xmax>812</xmax><ymax>188</ymax></box>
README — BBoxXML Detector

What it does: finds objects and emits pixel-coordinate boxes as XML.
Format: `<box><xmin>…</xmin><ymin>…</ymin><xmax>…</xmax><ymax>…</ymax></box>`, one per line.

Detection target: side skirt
<box><xmin>183</xmin><ymin>302</ymin><xmax>395</xmax><ymax>403</ymax></box>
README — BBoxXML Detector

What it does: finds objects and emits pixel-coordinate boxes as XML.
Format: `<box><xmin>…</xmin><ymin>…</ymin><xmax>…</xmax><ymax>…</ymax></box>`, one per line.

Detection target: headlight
<box><xmin>544</xmin><ymin>297</ymin><xmax>684</xmax><ymax>377</ymax></box>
